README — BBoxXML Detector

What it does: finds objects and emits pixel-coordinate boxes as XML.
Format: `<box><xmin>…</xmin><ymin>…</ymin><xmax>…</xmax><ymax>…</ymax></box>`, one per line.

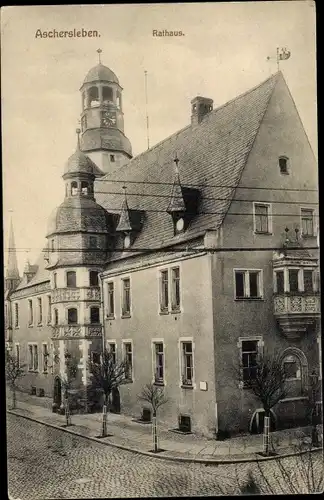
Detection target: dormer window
<box><xmin>279</xmin><ymin>156</ymin><xmax>289</xmax><ymax>174</ymax></box>
<box><xmin>124</xmin><ymin>234</ymin><xmax>131</xmax><ymax>249</ymax></box>
<box><xmin>175</xmin><ymin>216</ymin><xmax>185</xmax><ymax>235</ymax></box>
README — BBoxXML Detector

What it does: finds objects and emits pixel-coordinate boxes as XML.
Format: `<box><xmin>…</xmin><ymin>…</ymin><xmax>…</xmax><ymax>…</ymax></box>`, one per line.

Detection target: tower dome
<box><xmin>83</xmin><ymin>63</ymin><xmax>120</xmax><ymax>86</ymax></box>
<box><xmin>64</xmin><ymin>148</ymin><xmax>98</xmax><ymax>176</ymax></box>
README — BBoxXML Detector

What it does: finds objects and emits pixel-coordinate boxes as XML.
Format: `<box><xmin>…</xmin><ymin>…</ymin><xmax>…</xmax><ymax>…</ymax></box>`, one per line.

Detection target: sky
<box><xmin>1</xmin><ymin>2</ymin><xmax>317</xmax><ymax>275</ymax></box>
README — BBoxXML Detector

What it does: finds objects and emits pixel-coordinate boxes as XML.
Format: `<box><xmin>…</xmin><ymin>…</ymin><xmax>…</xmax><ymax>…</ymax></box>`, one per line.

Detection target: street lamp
<box><xmin>310</xmin><ymin>370</ymin><xmax>319</xmax><ymax>447</ymax></box>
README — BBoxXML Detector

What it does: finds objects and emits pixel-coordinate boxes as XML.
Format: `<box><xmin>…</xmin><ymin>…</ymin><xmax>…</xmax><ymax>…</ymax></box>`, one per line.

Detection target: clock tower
<box><xmin>79</xmin><ymin>49</ymin><xmax>132</xmax><ymax>175</ymax></box>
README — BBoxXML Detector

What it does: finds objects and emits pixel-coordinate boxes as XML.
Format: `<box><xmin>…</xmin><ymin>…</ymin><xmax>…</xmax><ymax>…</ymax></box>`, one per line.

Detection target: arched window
<box><xmin>89</xmin><ymin>270</ymin><xmax>99</xmax><ymax>286</ymax></box>
<box><xmin>53</xmin><ymin>273</ymin><xmax>57</xmax><ymax>289</ymax></box>
<box><xmin>54</xmin><ymin>308</ymin><xmax>59</xmax><ymax>326</ymax></box>
<box><xmin>102</xmin><ymin>86</ymin><xmax>113</xmax><ymax>106</ymax></box>
<box><xmin>90</xmin><ymin>307</ymin><xmax>100</xmax><ymax>324</ymax></box>
<box><xmin>66</xmin><ymin>271</ymin><xmax>76</xmax><ymax>288</ymax></box>
<box><xmin>88</xmin><ymin>86</ymin><xmax>99</xmax><ymax>108</ymax></box>
<box><xmin>116</xmin><ymin>92</ymin><xmax>122</xmax><ymax>109</ymax></box>
<box><xmin>71</xmin><ymin>181</ymin><xmax>78</xmax><ymax>196</ymax></box>
<box><xmin>82</xmin><ymin>91</ymin><xmax>86</xmax><ymax>110</ymax></box>
<box><xmin>81</xmin><ymin>181</ymin><xmax>89</xmax><ymax>195</ymax></box>
<box><xmin>279</xmin><ymin>156</ymin><xmax>289</xmax><ymax>174</ymax></box>
<box><xmin>281</xmin><ymin>347</ymin><xmax>308</xmax><ymax>396</ymax></box>
<box><xmin>68</xmin><ymin>308</ymin><xmax>78</xmax><ymax>325</ymax></box>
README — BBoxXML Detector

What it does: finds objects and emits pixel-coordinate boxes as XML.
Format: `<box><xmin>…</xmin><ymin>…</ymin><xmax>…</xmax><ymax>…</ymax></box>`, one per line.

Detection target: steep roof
<box><xmin>96</xmin><ymin>72</ymin><xmax>280</xmax><ymax>262</ymax></box>
<box><xmin>15</xmin><ymin>248</ymin><xmax>50</xmax><ymax>291</ymax></box>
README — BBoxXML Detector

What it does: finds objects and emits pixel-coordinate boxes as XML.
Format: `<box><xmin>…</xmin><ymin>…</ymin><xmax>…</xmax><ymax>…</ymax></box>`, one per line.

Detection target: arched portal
<box><xmin>53</xmin><ymin>376</ymin><xmax>62</xmax><ymax>409</ymax></box>
<box><xmin>249</xmin><ymin>408</ymin><xmax>277</xmax><ymax>434</ymax></box>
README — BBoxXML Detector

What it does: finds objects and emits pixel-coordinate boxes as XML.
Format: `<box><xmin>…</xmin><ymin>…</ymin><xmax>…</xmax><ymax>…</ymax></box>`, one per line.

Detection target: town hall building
<box><xmin>5</xmin><ymin>55</ymin><xmax>321</xmax><ymax>437</ymax></box>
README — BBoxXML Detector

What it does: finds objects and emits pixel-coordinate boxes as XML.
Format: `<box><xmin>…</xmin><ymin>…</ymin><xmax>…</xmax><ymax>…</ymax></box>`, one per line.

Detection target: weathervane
<box><xmin>97</xmin><ymin>48</ymin><xmax>102</xmax><ymax>64</ymax></box>
<box><xmin>267</xmin><ymin>47</ymin><xmax>291</xmax><ymax>72</ymax></box>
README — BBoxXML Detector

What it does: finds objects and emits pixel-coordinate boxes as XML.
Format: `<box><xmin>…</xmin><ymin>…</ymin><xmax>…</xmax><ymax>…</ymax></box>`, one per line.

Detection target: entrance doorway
<box><xmin>53</xmin><ymin>376</ymin><xmax>62</xmax><ymax>409</ymax></box>
<box><xmin>110</xmin><ymin>387</ymin><xmax>120</xmax><ymax>414</ymax></box>
<box><xmin>249</xmin><ymin>409</ymin><xmax>276</xmax><ymax>434</ymax></box>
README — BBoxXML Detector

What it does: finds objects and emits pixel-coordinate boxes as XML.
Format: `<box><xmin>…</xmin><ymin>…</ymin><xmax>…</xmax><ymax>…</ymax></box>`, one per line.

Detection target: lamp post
<box><xmin>310</xmin><ymin>370</ymin><xmax>319</xmax><ymax>447</ymax></box>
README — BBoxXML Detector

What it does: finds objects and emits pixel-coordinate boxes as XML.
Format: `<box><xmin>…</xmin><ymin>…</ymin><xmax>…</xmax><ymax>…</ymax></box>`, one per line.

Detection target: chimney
<box><xmin>191</xmin><ymin>96</ymin><xmax>213</xmax><ymax>126</ymax></box>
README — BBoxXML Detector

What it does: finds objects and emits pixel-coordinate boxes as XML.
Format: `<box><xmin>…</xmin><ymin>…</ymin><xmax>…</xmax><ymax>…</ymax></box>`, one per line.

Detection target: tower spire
<box><xmin>6</xmin><ymin>214</ymin><xmax>20</xmax><ymax>291</ymax></box>
<box><xmin>97</xmin><ymin>48</ymin><xmax>102</xmax><ymax>64</ymax></box>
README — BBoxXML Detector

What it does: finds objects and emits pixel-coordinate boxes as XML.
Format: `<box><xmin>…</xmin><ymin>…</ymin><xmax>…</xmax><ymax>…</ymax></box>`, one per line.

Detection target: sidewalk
<box><xmin>6</xmin><ymin>392</ymin><xmax>322</xmax><ymax>464</ymax></box>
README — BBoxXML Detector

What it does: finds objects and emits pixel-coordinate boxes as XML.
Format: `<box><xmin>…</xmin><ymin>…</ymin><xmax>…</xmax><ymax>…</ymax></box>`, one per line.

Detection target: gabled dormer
<box><xmin>115</xmin><ymin>186</ymin><xmax>145</xmax><ymax>248</ymax></box>
<box><xmin>167</xmin><ymin>155</ymin><xmax>201</xmax><ymax>235</ymax></box>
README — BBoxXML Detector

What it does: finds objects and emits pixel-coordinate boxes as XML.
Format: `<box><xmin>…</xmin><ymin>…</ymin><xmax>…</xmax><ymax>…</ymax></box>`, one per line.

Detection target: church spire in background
<box><xmin>5</xmin><ymin>215</ymin><xmax>20</xmax><ymax>291</ymax></box>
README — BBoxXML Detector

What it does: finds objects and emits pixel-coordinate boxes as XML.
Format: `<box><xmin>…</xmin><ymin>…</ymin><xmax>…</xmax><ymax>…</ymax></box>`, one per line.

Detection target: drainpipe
<box><xmin>99</xmin><ymin>272</ymin><xmax>105</xmax><ymax>354</ymax></box>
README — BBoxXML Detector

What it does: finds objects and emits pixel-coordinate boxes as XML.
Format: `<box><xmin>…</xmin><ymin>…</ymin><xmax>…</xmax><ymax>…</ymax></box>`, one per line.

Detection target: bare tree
<box><xmin>5</xmin><ymin>351</ymin><xmax>26</xmax><ymax>409</ymax></box>
<box><xmin>137</xmin><ymin>383</ymin><xmax>168</xmax><ymax>453</ymax></box>
<box><xmin>237</xmin><ymin>437</ymin><xmax>323</xmax><ymax>494</ymax></box>
<box><xmin>88</xmin><ymin>349</ymin><xmax>129</xmax><ymax>437</ymax></box>
<box><xmin>238</xmin><ymin>351</ymin><xmax>288</xmax><ymax>455</ymax></box>
<box><xmin>60</xmin><ymin>350</ymin><xmax>78</xmax><ymax>426</ymax></box>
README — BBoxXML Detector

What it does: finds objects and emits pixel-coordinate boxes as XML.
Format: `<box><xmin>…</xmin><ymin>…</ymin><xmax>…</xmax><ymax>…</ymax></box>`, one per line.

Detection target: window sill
<box><xmin>302</xmin><ymin>235</ymin><xmax>316</xmax><ymax>239</ymax></box>
<box><xmin>279</xmin><ymin>396</ymin><xmax>308</xmax><ymax>403</ymax></box>
<box><xmin>280</xmin><ymin>171</ymin><xmax>289</xmax><ymax>175</ymax></box>
<box><xmin>28</xmin><ymin>370</ymin><xmax>39</xmax><ymax>373</ymax></box>
<box><xmin>106</xmin><ymin>315</ymin><xmax>115</xmax><ymax>320</ymax></box>
<box><xmin>14</xmin><ymin>327</ymin><xmax>20</xmax><ymax>330</ymax></box>
<box><xmin>28</xmin><ymin>324</ymin><xmax>34</xmax><ymax>328</ymax></box>
<box><xmin>121</xmin><ymin>314</ymin><xmax>131</xmax><ymax>319</ymax></box>
<box><xmin>37</xmin><ymin>323</ymin><xmax>43</xmax><ymax>327</ymax></box>
<box><xmin>153</xmin><ymin>380</ymin><xmax>165</xmax><ymax>387</ymax></box>
<box><xmin>235</xmin><ymin>297</ymin><xmax>264</xmax><ymax>301</ymax></box>
<box><xmin>254</xmin><ymin>231</ymin><xmax>272</xmax><ymax>236</ymax></box>
<box><xmin>124</xmin><ymin>378</ymin><xmax>133</xmax><ymax>384</ymax></box>
<box><xmin>171</xmin><ymin>309</ymin><xmax>181</xmax><ymax>314</ymax></box>
<box><xmin>181</xmin><ymin>384</ymin><xmax>194</xmax><ymax>390</ymax></box>
<box><xmin>159</xmin><ymin>310</ymin><xmax>169</xmax><ymax>316</ymax></box>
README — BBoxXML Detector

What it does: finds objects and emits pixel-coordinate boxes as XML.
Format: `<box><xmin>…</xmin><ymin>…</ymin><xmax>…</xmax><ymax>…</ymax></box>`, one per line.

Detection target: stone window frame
<box><xmin>237</xmin><ymin>336</ymin><xmax>264</xmax><ymax>388</ymax></box>
<box><xmin>233</xmin><ymin>268</ymin><xmax>264</xmax><ymax>300</ymax></box>
<box><xmin>42</xmin><ymin>342</ymin><xmax>49</xmax><ymax>374</ymax></box>
<box><xmin>28</xmin><ymin>299</ymin><xmax>34</xmax><ymax>327</ymax></box>
<box><xmin>278</xmin><ymin>156</ymin><xmax>290</xmax><ymax>175</ymax></box>
<box><xmin>107</xmin><ymin>340</ymin><xmax>117</xmax><ymax>364</ymax></box>
<box><xmin>121</xmin><ymin>276</ymin><xmax>131</xmax><ymax>318</ymax></box>
<box><xmin>28</xmin><ymin>342</ymin><xmax>39</xmax><ymax>372</ymax></box>
<box><xmin>15</xmin><ymin>343</ymin><xmax>20</xmax><ymax>367</ymax></box>
<box><xmin>106</xmin><ymin>281</ymin><xmax>115</xmax><ymax>319</ymax></box>
<box><xmin>14</xmin><ymin>302</ymin><xmax>19</xmax><ymax>328</ymax></box>
<box><xmin>179</xmin><ymin>337</ymin><xmax>195</xmax><ymax>389</ymax></box>
<box><xmin>37</xmin><ymin>296</ymin><xmax>43</xmax><ymax>325</ymax></box>
<box><xmin>300</xmin><ymin>207</ymin><xmax>316</xmax><ymax>238</ymax></box>
<box><xmin>253</xmin><ymin>202</ymin><xmax>273</xmax><ymax>235</ymax></box>
<box><xmin>122</xmin><ymin>339</ymin><xmax>134</xmax><ymax>382</ymax></box>
<box><xmin>151</xmin><ymin>339</ymin><xmax>165</xmax><ymax>386</ymax></box>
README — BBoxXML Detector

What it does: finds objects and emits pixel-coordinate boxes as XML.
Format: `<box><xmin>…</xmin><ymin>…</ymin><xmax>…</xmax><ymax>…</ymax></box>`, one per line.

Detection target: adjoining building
<box><xmin>5</xmin><ymin>56</ymin><xmax>321</xmax><ymax>437</ymax></box>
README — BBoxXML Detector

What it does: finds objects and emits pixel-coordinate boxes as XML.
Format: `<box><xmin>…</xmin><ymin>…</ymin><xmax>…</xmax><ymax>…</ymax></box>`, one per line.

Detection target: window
<box><xmin>88</xmin><ymin>86</ymin><xmax>99</xmax><ymax>107</ymax></box>
<box><xmin>171</xmin><ymin>267</ymin><xmax>181</xmax><ymax>311</ymax></box>
<box><xmin>81</xmin><ymin>181</ymin><xmax>89</xmax><ymax>195</ymax></box>
<box><xmin>28</xmin><ymin>344</ymin><xmax>38</xmax><ymax>371</ymax></box>
<box><xmin>107</xmin><ymin>282</ymin><xmax>115</xmax><ymax>317</ymax></box>
<box><xmin>15</xmin><ymin>344</ymin><xmax>20</xmax><ymax>367</ymax></box>
<box><xmin>42</xmin><ymin>344</ymin><xmax>49</xmax><ymax>373</ymax></box>
<box><xmin>89</xmin><ymin>236</ymin><xmax>98</xmax><ymax>249</ymax></box>
<box><xmin>28</xmin><ymin>299</ymin><xmax>33</xmax><ymax>325</ymax></box>
<box><xmin>108</xmin><ymin>343</ymin><xmax>116</xmax><ymax>364</ymax></box>
<box><xmin>288</xmin><ymin>269</ymin><xmax>299</xmax><ymax>292</ymax></box>
<box><xmin>283</xmin><ymin>354</ymin><xmax>301</xmax><ymax>380</ymax></box>
<box><xmin>279</xmin><ymin>156</ymin><xmax>289</xmax><ymax>174</ymax></box>
<box><xmin>122</xmin><ymin>278</ymin><xmax>131</xmax><ymax>316</ymax></box>
<box><xmin>81</xmin><ymin>114</ymin><xmax>87</xmax><ymax>131</ymax></box>
<box><xmin>181</xmin><ymin>341</ymin><xmax>193</xmax><ymax>386</ymax></box>
<box><xmin>160</xmin><ymin>270</ymin><xmax>169</xmax><ymax>312</ymax></box>
<box><xmin>47</xmin><ymin>296</ymin><xmax>52</xmax><ymax>324</ymax></box>
<box><xmin>241</xmin><ymin>340</ymin><xmax>258</xmax><ymax>382</ymax></box>
<box><xmin>53</xmin><ymin>273</ymin><xmax>57</xmax><ymax>289</ymax></box>
<box><xmin>68</xmin><ymin>308</ymin><xmax>78</xmax><ymax>324</ymax></box>
<box><xmin>234</xmin><ymin>270</ymin><xmax>262</xmax><ymax>299</ymax></box>
<box><xmin>90</xmin><ymin>307</ymin><xmax>100</xmax><ymax>324</ymax></box>
<box><xmin>66</xmin><ymin>271</ymin><xmax>76</xmax><ymax>288</ymax></box>
<box><xmin>89</xmin><ymin>270</ymin><xmax>99</xmax><ymax>286</ymax></box>
<box><xmin>54</xmin><ymin>308</ymin><xmax>59</xmax><ymax>326</ymax></box>
<box><xmin>303</xmin><ymin>270</ymin><xmax>314</xmax><ymax>293</ymax></box>
<box><xmin>37</xmin><ymin>297</ymin><xmax>43</xmax><ymax>324</ymax></box>
<box><xmin>301</xmin><ymin>209</ymin><xmax>315</xmax><ymax>237</ymax></box>
<box><xmin>71</xmin><ymin>181</ymin><xmax>78</xmax><ymax>196</ymax></box>
<box><xmin>153</xmin><ymin>343</ymin><xmax>164</xmax><ymax>384</ymax></box>
<box><xmin>276</xmin><ymin>270</ymin><xmax>284</xmax><ymax>294</ymax></box>
<box><xmin>254</xmin><ymin>203</ymin><xmax>271</xmax><ymax>234</ymax></box>
<box><xmin>50</xmin><ymin>343</ymin><xmax>54</xmax><ymax>374</ymax></box>
<box><xmin>14</xmin><ymin>303</ymin><xmax>19</xmax><ymax>328</ymax></box>
<box><xmin>91</xmin><ymin>352</ymin><xmax>101</xmax><ymax>365</ymax></box>
<box><xmin>51</xmin><ymin>239</ymin><xmax>55</xmax><ymax>252</ymax></box>
<box><xmin>110</xmin><ymin>154</ymin><xmax>115</xmax><ymax>162</ymax></box>
<box><xmin>123</xmin><ymin>342</ymin><xmax>133</xmax><ymax>380</ymax></box>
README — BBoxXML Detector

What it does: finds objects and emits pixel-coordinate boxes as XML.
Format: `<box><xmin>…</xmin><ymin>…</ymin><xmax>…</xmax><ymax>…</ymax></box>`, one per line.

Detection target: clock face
<box><xmin>101</xmin><ymin>110</ymin><xmax>117</xmax><ymax>127</ymax></box>
<box><xmin>176</xmin><ymin>218</ymin><xmax>184</xmax><ymax>232</ymax></box>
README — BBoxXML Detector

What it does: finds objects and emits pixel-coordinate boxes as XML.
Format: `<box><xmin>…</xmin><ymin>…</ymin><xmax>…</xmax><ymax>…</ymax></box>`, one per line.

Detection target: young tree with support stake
<box><xmin>88</xmin><ymin>349</ymin><xmax>129</xmax><ymax>438</ymax></box>
<box><xmin>239</xmin><ymin>351</ymin><xmax>288</xmax><ymax>456</ymax></box>
<box><xmin>60</xmin><ymin>350</ymin><xmax>78</xmax><ymax>426</ymax></box>
<box><xmin>5</xmin><ymin>350</ymin><xmax>26</xmax><ymax>409</ymax></box>
<box><xmin>137</xmin><ymin>383</ymin><xmax>168</xmax><ymax>453</ymax></box>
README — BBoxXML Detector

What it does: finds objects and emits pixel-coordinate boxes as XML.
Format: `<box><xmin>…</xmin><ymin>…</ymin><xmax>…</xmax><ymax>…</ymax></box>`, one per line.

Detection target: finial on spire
<box><xmin>122</xmin><ymin>185</ymin><xmax>128</xmax><ymax>202</ymax></box>
<box><xmin>174</xmin><ymin>153</ymin><xmax>180</xmax><ymax>175</ymax></box>
<box><xmin>97</xmin><ymin>48</ymin><xmax>102</xmax><ymax>64</ymax></box>
<box><xmin>76</xmin><ymin>128</ymin><xmax>81</xmax><ymax>149</ymax></box>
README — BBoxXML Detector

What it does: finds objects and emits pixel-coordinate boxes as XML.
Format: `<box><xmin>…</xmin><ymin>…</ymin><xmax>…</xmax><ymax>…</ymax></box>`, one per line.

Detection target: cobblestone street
<box><xmin>7</xmin><ymin>413</ymin><xmax>323</xmax><ymax>498</ymax></box>
<box><xmin>7</xmin><ymin>413</ymin><xmax>246</xmax><ymax>498</ymax></box>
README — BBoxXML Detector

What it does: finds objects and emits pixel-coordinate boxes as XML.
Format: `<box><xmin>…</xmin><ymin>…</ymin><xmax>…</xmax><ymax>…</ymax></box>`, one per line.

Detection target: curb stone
<box><xmin>7</xmin><ymin>410</ymin><xmax>322</xmax><ymax>465</ymax></box>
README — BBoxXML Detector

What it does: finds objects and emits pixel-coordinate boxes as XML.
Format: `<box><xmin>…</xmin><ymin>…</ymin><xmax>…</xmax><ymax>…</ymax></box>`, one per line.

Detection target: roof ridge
<box><xmin>99</xmin><ymin>71</ymin><xmax>281</xmax><ymax>182</ymax></box>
